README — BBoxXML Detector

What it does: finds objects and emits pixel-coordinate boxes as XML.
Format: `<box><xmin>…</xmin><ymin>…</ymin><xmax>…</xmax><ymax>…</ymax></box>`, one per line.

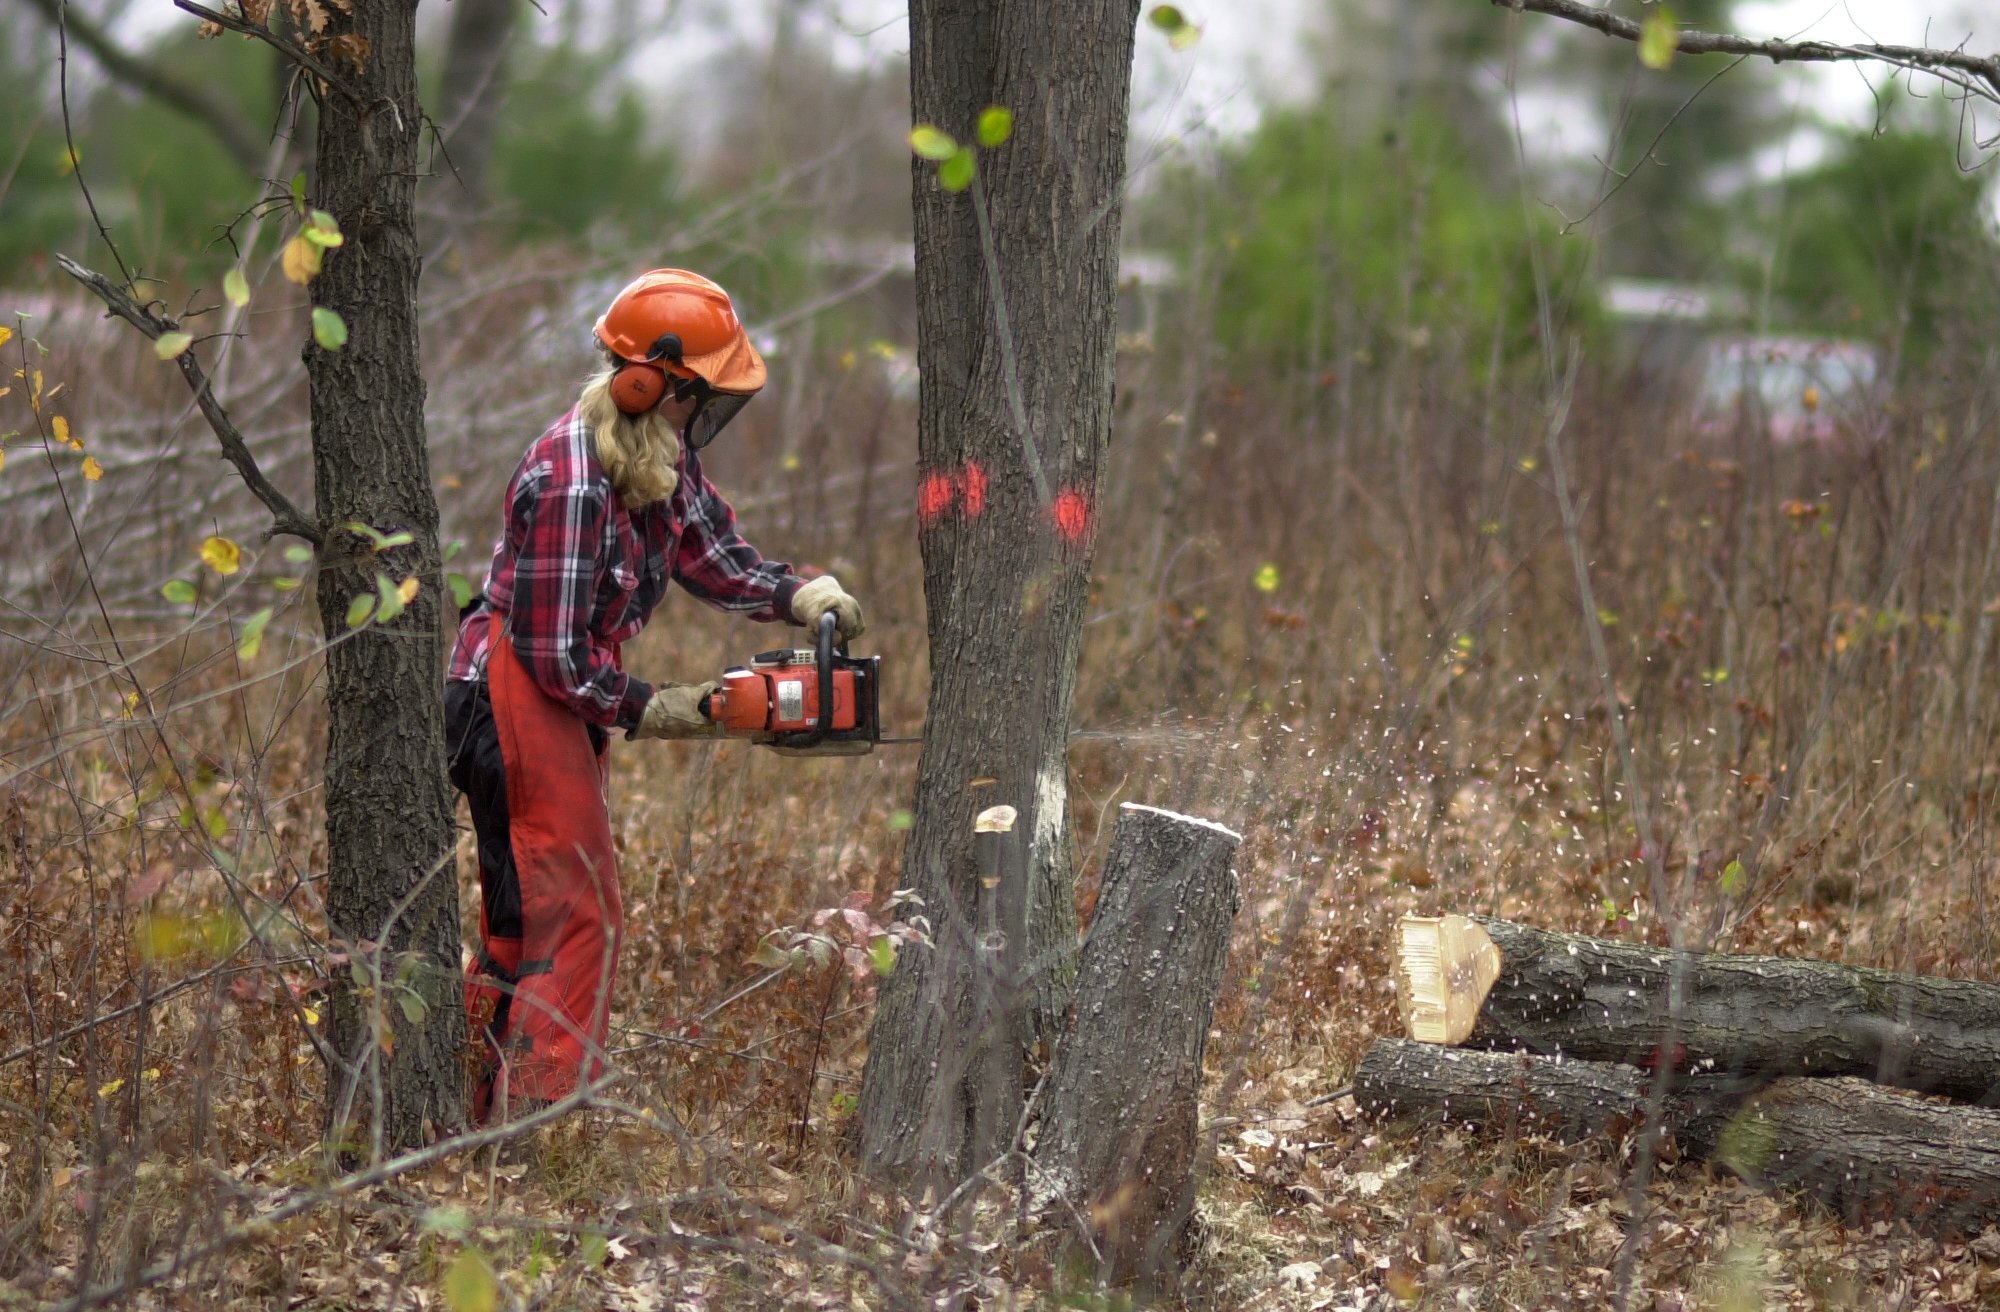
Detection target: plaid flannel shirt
<box><xmin>447</xmin><ymin>405</ymin><xmax>801</xmax><ymax>729</ymax></box>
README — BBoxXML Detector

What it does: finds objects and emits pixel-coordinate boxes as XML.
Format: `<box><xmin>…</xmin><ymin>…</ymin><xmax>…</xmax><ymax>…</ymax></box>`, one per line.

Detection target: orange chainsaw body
<box><xmin>713</xmin><ymin>661</ymin><xmax>860</xmax><ymax>735</ymax></box>
<box><xmin>705</xmin><ymin>614</ymin><xmax>881</xmax><ymax>755</ymax></box>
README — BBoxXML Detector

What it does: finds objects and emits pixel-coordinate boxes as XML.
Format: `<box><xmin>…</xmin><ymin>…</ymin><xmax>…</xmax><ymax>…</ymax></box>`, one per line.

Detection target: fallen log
<box><xmin>1032</xmin><ymin>803</ymin><xmax>1242</xmax><ymax>1281</ymax></box>
<box><xmin>1355</xmin><ymin>1037</ymin><xmax>2000</xmax><ymax>1236</ymax></box>
<box><xmin>1393</xmin><ymin>916</ymin><xmax>2000</xmax><ymax>1103</ymax></box>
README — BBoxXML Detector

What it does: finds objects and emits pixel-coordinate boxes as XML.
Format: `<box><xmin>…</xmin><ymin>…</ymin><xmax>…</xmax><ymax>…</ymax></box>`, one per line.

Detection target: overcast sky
<box><xmin>117</xmin><ymin>0</ymin><xmax>2000</xmax><ymax>172</ymax></box>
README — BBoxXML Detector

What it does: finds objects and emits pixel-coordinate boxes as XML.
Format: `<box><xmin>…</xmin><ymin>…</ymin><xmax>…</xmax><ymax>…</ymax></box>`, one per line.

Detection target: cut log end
<box><xmin>1396</xmin><ymin>914</ymin><xmax>1502</xmax><ymax>1046</ymax></box>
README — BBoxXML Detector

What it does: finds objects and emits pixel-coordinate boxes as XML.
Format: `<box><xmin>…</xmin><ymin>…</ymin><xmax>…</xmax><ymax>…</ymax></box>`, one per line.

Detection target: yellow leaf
<box><xmin>81</xmin><ymin>456</ymin><xmax>103</xmax><ymax>482</ymax></box>
<box><xmin>31</xmin><ymin>370</ymin><xmax>42</xmax><ymax>411</ymax></box>
<box><xmin>0</xmin><ymin>326</ymin><xmax>11</xmax><ymax>350</ymax></box>
<box><xmin>1253</xmin><ymin>563</ymin><xmax>1280</xmax><ymax>593</ymax></box>
<box><xmin>121</xmin><ymin>691</ymin><xmax>140</xmax><ymax>718</ymax></box>
<box><xmin>0</xmin><ymin>450</ymin><xmax>7</xmax><ymax>475</ymax></box>
<box><xmin>97</xmin><ymin>1078</ymin><xmax>124</xmax><ymax>1098</ymax></box>
<box><xmin>1639</xmin><ymin>7</ymin><xmax>1678</xmax><ymax>69</ymax></box>
<box><xmin>223</xmin><ymin>269</ymin><xmax>250</xmax><ymax>308</ymax></box>
<box><xmin>52</xmin><ymin>1167</ymin><xmax>71</xmax><ymax>1189</ymax></box>
<box><xmin>199</xmin><ymin>535</ymin><xmax>242</xmax><ymax>576</ymax></box>
<box><xmin>396</xmin><ymin>575</ymin><xmax>419</xmax><ymax>604</ymax></box>
<box><xmin>154</xmin><ymin>332</ymin><xmax>194</xmax><ymax>360</ymax></box>
<box><xmin>282</xmin><ymin>234</ymin><xmax>322</xmax><ymax>285</ymax></box>
<box><xmin>908</xmin><ymin>125</ymin><xmax>959</xmax><ymax>161</ymax></box>
<box><xmin>444</xmin><ymin>1249</ymin><xmax>496</xmax><ymax>1312</ymax></box>
<box><xmin>51</xmin><ymin>415</ymin><xmax>69</xmax><ymax>446</ymax></box>
<box><xmin>301</xmin><ymin>1005</ymin><xmax>319</xmax><ymax>1026</ymax></box>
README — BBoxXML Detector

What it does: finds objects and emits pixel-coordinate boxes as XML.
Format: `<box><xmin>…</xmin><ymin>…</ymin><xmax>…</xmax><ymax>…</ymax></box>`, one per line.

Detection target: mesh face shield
<box><xmin>681</xmin><ymin>387</ymin><xmax>752</xmax><ymax>451</ymax></box>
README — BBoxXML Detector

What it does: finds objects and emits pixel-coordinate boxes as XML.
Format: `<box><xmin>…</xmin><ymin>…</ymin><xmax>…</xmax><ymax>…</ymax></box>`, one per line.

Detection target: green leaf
<box><xmin>304</xmin><ymin>209</ymin><xmax>344</xmax><ymax>248</ymax></box>
<box><xmin>311</xmin><ymin>307</ymin><xmax>348</xmax><ymax>351</ymax></box>
<box><xmin>283</xmin><ymin>544</ymin><xmax>313</xmax><ymax>564</ymax></box>
<box><xmin>938</xmin><ymin>147</ymin><xmax>976</xmax><ymax>192</ymax></box>
<box><xmin>377</xmin><ymin>531</ymin><xmax>415</xmax><ymax>549</ymax></box>
<box><xmin>908</xmin><ymin>124</ymin><xmax>959</xmax><ymax>161</ymax></box>
<box><xmin>419</xmin><ymin>1207</ymin><xmax>471</xmax><ymax>1237</ymax></box>
<box><xmin>578</xmin><ymin>1234</ymin><xmax>609</xmax><ymax>1268</ymax></box>
<box><xmin>443</xmin><ymin>1249</ymin><xmax>497</xmax><ymax>1312</ymax></box>
<box><xmin>374</xmin><ymin>572</ymin><xmax>405</xmax><ymax>623</ymax></box>
<box><xmin>204</xmin><ymin>808</ymin><xmax>227</xmax><ymax>840</ymax></box>
<box><xmin>1639</xmin><ymin>6</ymin><xmax>1678</xmax><ymax>69</ymax></box>
<box><xmin>396</xmin><ymin>990</ymin><xmax>428</xmax><ymax>1024</ymax></box>
<box><xmin>222</xmin><ymin>269</ymin><xmax>250</xmax><ymax>309</ymax></box>
<box><xmin>1148</xmin><ymin>4</ymin><xmax>1185</xmax><ymax>28</ymax></box>
<box><xmin>749</xmin><ymin>939</ymin><xmax>795</xmax><ymax>970</ymax></box>
<box><xmin>1168</xmin><ymin>21</ymin><xmax>1202</xmax><ymax>50</ymax></box>
<box><xmin>448</xmin><ymin>572</ymin><xmax>476</xmax><ymax>609</ymax></box>
<box><xmin>976</xmin><ymin>105</ymin><xmax>1014</xmax><ymax>148</ymax></box>
<box><xmin>273</xmin><ymin>577</ymin><xmax>301</xmax><ymax>591</ymax></box>
<box><xmin>290</xmin><ymin>170</ymin><xmax>307</xmax><ymax>214</ymax></box>
<box><xmin>161</xmin><ymin>579</ymin><xmax>197</xmax><ymax>605</ymax></box>
<box><xmin>886</xmin><ymin>809</ymin><xmax>914</xmax><ymax>832</ymax></box>
<box><xmin>1719</xmin><ymin>859</ymin><xmax>1744</xmax><ymax>893</ymax></box>
<box><xmin>868</xmin><ymin>934</ymin><xmax>897</xmax><ymax>977</ymax></box>
<box><xmin>237</xmin><ymin>606</ymin><xmax>273</xmax><ymax>660</ymax></box>
<box><xmin>345</xmin><ymin>592</ymin><xmax>376</xmax><ymax>629</ymax></box>
<box><xmin>154</xmin><ymin>332</ymin><xmax>193</xmax><ymax>360</ymax></box>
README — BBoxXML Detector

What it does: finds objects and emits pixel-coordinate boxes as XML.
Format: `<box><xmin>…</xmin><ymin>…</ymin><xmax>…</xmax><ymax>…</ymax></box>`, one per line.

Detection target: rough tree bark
<box><xmin>433</xmin><ymin>0</ymin><xmax>519</xmax><ymax>225</ymax></box>
<box><xmin>1356</xmin><ymin>1037</ymin><xmax>2000</xmax><ymax>1237</ymax></box>
<box><xmin>309</xmin><ymin>0</ymin><xmax>465</xmax><ymax>1150</ymax></box>
<box><xmin>1031</xmin><ymin>804</ymin><xmax>1241</xmax><ymax>1280</ymax></box>
<box><xmin>1460</xmin><ymin>918</ymin><xmax>2000</xmax><ymax>1104</ymax></box>
<box><xmin>854</xmin><ymin>0</ymin><xmax>1141</xmax><ymax>1185</ymax></box>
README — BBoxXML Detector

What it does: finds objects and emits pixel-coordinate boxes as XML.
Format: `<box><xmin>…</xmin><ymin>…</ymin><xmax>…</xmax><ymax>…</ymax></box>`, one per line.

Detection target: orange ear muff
<box><xmin>610</xmin><ymin>361</ymin><xmax>668</xmax><ymax>415</ymax></box>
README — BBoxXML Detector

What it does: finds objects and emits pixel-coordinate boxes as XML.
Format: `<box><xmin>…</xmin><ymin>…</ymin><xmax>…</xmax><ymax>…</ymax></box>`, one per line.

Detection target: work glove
<box><xmin>791</xmin><ymin>574</ymin><xmax>866</xmax><ymax>640</ymax></box>
<box><xmin>629</xmin><ymin>681</ymin><xmax>722</xmax><ymax>740</ymax></box>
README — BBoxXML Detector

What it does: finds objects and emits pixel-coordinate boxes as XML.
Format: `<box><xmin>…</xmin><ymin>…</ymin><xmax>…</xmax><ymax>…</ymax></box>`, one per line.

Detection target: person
<box><xmin>444</xmin><ymin>268</ymin><xmax>864</xmax><ymax>1124</ymax></box>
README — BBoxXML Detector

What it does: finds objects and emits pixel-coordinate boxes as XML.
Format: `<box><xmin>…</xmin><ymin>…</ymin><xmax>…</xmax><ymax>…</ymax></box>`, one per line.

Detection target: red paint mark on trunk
<box><xmin>960</xmin><ymin>461</ymin><xmax>987</xmax><ymax>517</ymax></box>
<box><xmin>1051</xmin><ymin>488</ymin><xmax>1092</xmax><ymax>542</ymax></box>
<box><xmin>917</xmin><ymin>472</ymin><xmax>956</xmax><ymax>526</ymax></box>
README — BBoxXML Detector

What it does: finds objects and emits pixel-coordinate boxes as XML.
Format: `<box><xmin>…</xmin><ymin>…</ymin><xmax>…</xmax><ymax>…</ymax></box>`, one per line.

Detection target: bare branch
<box><xmin>17</xmin><ymin>0</ymin><xmax>267</xmax><ymax>171</ymax></box>
<box><xmin>56</xmin><ymin>254</ymin><xmax>323</xmax><ymax>545</ymax></box>
<box><xmin>171</xmin><ymin>0</ymin><xmax>368</xmax><ymax>109</ymax></box>
<box><xmin>1494</xmin><ymin>0</ymin><xmax>2000</xmax><ymax>101</ymax></box>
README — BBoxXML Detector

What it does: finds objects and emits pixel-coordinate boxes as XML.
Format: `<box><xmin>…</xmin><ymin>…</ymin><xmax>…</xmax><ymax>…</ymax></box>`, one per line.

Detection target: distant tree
<box><xmin>1771</xmin><ymin>122</ymin><xmax>1997</xmax><ymax>360</ymax></box>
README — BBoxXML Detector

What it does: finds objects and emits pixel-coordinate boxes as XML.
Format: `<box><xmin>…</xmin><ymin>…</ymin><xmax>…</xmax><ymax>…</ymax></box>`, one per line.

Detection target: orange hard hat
<box><xmin>595</xmin><ymin>268</ymin><xmax>766</xmax><ymax>395</ymax></box>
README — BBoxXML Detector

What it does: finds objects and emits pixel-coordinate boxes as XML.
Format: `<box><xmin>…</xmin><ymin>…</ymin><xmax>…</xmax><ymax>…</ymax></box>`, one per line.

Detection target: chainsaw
<box><xmin>701</xmin><ymin>611</ymin><xmax>884</xmax><ymax>756</ymax></box>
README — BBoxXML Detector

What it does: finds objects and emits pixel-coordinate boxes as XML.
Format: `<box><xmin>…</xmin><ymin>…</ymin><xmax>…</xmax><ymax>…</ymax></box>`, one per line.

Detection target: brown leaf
<box><xmin>322</xmin><ymin>32</ymin><xmax>369</xmax><ymax>71</ymax></box>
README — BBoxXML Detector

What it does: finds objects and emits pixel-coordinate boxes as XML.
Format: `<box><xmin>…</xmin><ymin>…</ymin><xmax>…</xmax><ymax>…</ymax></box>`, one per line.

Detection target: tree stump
<box><xmin>1356</xmin><ymin>1037</ymin><xmax>2000</xmax><ymax>1236</ymax></box>
<box><xmin>1031</xmin><ymin>803</ymin><xmax>1241</xmax><ymax>1280</ymax></box>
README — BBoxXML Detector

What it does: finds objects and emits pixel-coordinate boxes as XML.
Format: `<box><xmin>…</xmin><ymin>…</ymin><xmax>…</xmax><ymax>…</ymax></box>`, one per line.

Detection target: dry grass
<box><xmin>3</xmin><ymin>247</ymin><xmax>2000</xmax><ymax>1309</ymax></box>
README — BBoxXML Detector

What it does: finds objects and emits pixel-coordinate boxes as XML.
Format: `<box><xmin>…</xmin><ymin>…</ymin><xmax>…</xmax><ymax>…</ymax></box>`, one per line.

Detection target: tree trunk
<box><xmin>310</xmin><ymin>0</ymin><xmax>465</xmax><ymax>1153</ymax></box>
<box><xmin>1356</xmin><ymin>1038</ymin><xmax>2000</xmax><ymax>1237</ymax></box>
<box><xmin>433</xmin><ymin>0</ymin><xmax>519</xmax><ymax>226</ymax></box>
<box><xmin>854</xmin><ymin>0</ymin><xmax>1141</xmax><ymax>1186</ymax></box>
<box><xmin>1031</xmin><ymin>804</ymin><xmax>1241</xmax><ymax>1282</ymax></box>
<box><xmin>1461</xmin><ymin>918</ymin><xmax>2000</xmax><ymax>1104</ymax></box>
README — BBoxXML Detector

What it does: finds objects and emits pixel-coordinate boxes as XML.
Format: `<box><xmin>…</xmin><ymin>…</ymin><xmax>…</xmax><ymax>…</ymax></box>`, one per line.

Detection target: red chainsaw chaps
<box><xmin>466</xmin><ymin>619</ymin><xmax>623</xmax><ymax>1119</ymax></box>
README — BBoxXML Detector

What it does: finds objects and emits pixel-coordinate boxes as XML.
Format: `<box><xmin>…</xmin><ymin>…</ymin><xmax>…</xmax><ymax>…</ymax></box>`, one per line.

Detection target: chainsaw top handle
<box><xmin>797</xmin><ymin>610</ymin><xmax>842</xmax><ymax>749</ymax></box>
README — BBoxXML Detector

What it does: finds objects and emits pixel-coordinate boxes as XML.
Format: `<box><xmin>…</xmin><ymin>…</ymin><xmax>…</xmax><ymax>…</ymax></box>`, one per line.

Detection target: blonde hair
<box><xmin>579</xmin><ymin>365</ymin><xmax>681</xmax><ymax>507</ymax></box>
